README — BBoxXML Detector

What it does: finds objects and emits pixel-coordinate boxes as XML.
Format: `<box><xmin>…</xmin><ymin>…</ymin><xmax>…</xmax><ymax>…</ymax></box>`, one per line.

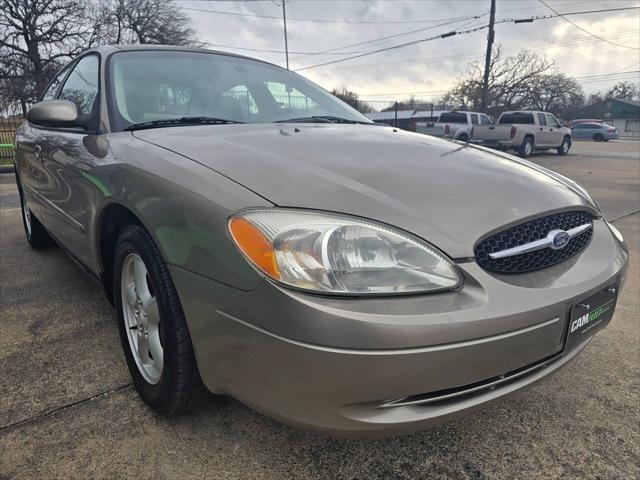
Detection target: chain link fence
<box><xmin>354</xmin><ymin>100</ymin><xmax>447</xmax><ymax>132</ymax></box>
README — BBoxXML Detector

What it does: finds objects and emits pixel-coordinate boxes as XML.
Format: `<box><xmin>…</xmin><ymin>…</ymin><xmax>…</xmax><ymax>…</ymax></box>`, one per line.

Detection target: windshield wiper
<box><xmin>124</xmin><ymin>116</ymin><xmax>243</xmax><ymax>131</ymax></box>
<box><xmin>275</xmin><ymin>115</ymin><xmax>372</xmax><ymax>125</ymax></box>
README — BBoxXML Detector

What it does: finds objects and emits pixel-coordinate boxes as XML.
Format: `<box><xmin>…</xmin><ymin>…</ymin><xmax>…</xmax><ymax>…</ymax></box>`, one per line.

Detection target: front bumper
<box><xmin>170</xmin><ymin>219</ymin><xmax>628</xmax><ymax>437</ymax></box>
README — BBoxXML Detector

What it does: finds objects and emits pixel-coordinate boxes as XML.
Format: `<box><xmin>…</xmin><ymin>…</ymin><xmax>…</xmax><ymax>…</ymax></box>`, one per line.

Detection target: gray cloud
<box><xmin>181</xmin><ymin>0</ymin><xmax>640</xmax><ymax>101</ymax></box>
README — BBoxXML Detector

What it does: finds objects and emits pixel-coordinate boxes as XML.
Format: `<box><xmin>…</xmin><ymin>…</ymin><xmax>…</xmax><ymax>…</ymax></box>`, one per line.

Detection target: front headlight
<box><xmin>228</xmin><ymin>209</ymin><xmax>461</xmax><ymax>295</ymax></box>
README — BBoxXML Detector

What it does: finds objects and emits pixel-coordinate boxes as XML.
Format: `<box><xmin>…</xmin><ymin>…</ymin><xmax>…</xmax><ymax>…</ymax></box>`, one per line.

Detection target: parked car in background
<box><xmin>569</xmin><ymin>118</ymin><xmax>604</xmax><ymax>128</ymax></box>
<box><xmin>13</xmin><ymin>45</ymin><xmax>628</xmax><ymax>438</ymax></box>
<box><xmin>419</xmin><ymin>111</ymin><xmax>491</xmax><ymax>141</ymax></box>
<box><xmin>471</xmin><ymin>111</ymin><xmax>572</xmax><ymax>157</ymax></box>
<box><xmin>571</xmin><ymin>122</ymin><xmax>619</xmax><ymax>141</ymax></box>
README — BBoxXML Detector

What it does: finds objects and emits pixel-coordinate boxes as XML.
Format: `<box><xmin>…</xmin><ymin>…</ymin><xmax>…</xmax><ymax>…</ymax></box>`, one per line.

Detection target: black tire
<box><xmin>113</xmin><ymin>223</ymin><xmax>207</xmax><ymax>415</ymax></box>
<box><xmin>593</xmin><ymin>133</ymin><xmax>604</xmax><ymax>142</ymax></box>
<box><xmin>518</xmin><ymin>136</ymin><xmax>534</xmax><ymax>158</ymax></box>
<box><xmin>557</xmin><ymin>136</ymin><xmax>571</xmax><ymax>156</ymax></box>
<box><xmin>457</xmin><ymin>133</ymin><xmax>469</xmax><ymax>143</ymax></box>
<box><xmin>16</xmin><ymin>173</ymin><xmax>54</xmax><ymax>249</ymax></box>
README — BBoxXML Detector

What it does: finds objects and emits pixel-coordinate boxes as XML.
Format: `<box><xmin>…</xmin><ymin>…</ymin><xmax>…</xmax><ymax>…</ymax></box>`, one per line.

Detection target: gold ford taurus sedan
<box><xmin>13</xmin><ymin>45</ymin><xmax>628</xmax><ymax>437</ymax></box>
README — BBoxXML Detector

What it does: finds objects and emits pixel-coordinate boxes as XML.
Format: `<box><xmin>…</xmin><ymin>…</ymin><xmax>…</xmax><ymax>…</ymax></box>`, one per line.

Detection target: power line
<box><xmin>180</xmin><ymin>5</ymin><xmax>488</xmax><ymax>24</ymax></box>
<box><xmin>575</xmin><ymin>70</ymin><xmax>640</xmax><ymax>80</ymax></box>
<box><xmin>535</xmin><ymin>1</ymin><xmax>640</xmax><ymax>50</ymax></box>
<box><xmin>295</xmin><ymin>24</ymin><xmax>489</xmax><ymax>71</ymax></box>
<box><xmin>326</xmin><ymin>30</ymin><xmax>640</xmax><ymax>70</ymax></box>
<box><xmin>295</xmin><ymin>6</ymin><xmax>640</xmax><ymax>71</ymax></box>
<box><xmin>206</xmin><ymin>44</ymin><xmax>368</xmax><ymax>55</ymax></box>
<box><xmin>495</xmin><ymin>5</ymin><xmax>640</xmax><ymax>25</ymax></box>
<box><xmin>290</xmin><ymin>12</ymin><xmax>487</xmax><ymax>61</ymax></box>
<box><xmin>204</xmin><ymin>15</ymin><xmax>487</xmax><ymax>57</ymax></box>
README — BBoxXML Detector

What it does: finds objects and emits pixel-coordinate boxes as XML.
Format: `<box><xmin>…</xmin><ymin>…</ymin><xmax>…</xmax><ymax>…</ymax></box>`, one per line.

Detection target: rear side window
<box><xmin>499</xmin><ymin>113</ymin><xmax>534</xmax><ymax>124</ymax></box>
<box><xmin>537</xmin><ymin>113</ymin><xmax>547</xmax><ymax>126</ymax></box>
<box><xmin>439</xmin><ymin>112</ymin><xmax>467</xmax><ymax>123</ymax></box>
<box><xmin>470</xmin><ymin>113</ymin><xmax>479</xmax><ymax>125</ymax></box>
<box><xmin>58</xmin><ymin>55</ymin><xmax>99</xmax><ymax>115</ymax></box>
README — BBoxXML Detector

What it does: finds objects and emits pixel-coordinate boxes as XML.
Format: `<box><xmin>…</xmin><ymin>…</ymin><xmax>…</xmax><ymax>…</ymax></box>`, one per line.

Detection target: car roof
<box><xmin>82</xmin><ymin>44</ymin><xmax>280</xmax><ymax>69</ymax></box>
<box><xmin>443</xmin><ymin>111</ymin><xmax>485</xmax><ymax>115</ymax></box>
<box><xmin>501</xmin><ymin>111</ymin><xmax>542</xmax><ymax>115</ymax></box>
<box><xmin>574</xmin><ymin>122</ymin><xmax>605</xmax><ymax>127</ymax></box>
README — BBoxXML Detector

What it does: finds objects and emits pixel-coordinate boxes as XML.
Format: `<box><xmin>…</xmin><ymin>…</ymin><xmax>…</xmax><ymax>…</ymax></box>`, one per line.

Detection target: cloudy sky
<box><xmin>178</xmin><ymin>0</ymin><xmax>640</xmax><ymax>105</ymax></box>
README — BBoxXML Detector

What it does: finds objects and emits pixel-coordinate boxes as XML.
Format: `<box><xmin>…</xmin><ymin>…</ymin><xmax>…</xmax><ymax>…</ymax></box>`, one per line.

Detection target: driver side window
<box><xmin>41</xmin><ymin>67</ymin><xmax>70</xmax><ymax>101</ymax></box>
<box><xmin>546</xmin><ymin>114</ymin><xmax>561</xmax><ymax>128</ymax></box>
<box><xmin>58</xmin><ymin>55</ymin><xmax>100</xmax><ymax>115</ymax></box>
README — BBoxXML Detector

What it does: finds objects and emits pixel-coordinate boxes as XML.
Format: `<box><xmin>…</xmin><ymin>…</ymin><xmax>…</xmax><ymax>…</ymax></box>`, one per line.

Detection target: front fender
<box><xmin>89</xmin><ymin>133</ymin><xmax>272</xmax><ymax>291</ymax></box>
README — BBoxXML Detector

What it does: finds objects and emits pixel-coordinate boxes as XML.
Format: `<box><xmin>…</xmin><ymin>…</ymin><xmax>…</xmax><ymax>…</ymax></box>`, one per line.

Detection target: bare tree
<box><xmin>97</xmin><ymin>0</ymin><xmax>200</xmax><ymax>46</ymax></box>
<box><xmin>445</xmin><ymin>46</ymin><xmax>555</xmax><ymax>115</ymax></box>
<box><xmin>0</xmin><ymin>0</ymin><xmax>98</xmax><ymax>98</ymax></box>
<box><xmin>525</xmin><ymin>73</ymin><xmax>584</xmax><ymax>116</ymax></box>
<box><xmin>0</xmin><ymin>0</ymin><xmax>200</xmax><ymax>114</ymax></box>
<box><xmin>583</xmin><ymin>81</ymin><xmax>639</xmax><ymax>107</ymax></box>
<box><xmin>604</xmin><ymin>81</ymin><xmax>639</xmax><ymax>101</ymax></box>
<box><xmin>331</xmin><ymin>86</ymin><xmax>373</xmax><ymax>113</ymax></box>
<box><xmin>380</xmin><ymin>96</ymin><xmax>433</xmax><ymax>112</ymax></box>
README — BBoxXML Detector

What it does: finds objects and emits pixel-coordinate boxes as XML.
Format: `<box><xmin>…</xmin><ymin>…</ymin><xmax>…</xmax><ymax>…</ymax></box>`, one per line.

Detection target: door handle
<box><xmin>33</xmin><ymin>145</ymin><xmax>42</xmax><ymax>162</ymax></box>
<box><xmin>539</xmin><ymin>127</ymin><xmax>543</xmax><ymax>131</ymax></box>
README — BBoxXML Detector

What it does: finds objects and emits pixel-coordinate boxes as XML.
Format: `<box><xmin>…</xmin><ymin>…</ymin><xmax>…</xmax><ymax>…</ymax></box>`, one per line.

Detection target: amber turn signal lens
<box><xmin>229</xmin><ymin>217</ymin><xmax>280</xmax><ymax>279</ymax></box>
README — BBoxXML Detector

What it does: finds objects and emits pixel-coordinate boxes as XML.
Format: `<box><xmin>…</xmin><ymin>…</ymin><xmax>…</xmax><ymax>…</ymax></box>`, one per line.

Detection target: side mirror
<box><xmin>27</xmin><ymin>100</ymin><xmax>82</xmax><ymax>130</ymax></box>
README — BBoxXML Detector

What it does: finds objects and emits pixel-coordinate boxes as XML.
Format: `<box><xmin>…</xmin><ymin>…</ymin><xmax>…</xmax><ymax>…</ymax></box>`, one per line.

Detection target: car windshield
<box><xmin>108</xmin><ymin>50</ymin><xmax>373</xmax><ymax>131</ymax></box>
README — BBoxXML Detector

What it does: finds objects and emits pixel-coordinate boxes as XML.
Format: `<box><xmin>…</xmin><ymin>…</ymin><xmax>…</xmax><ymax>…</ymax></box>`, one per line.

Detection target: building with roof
<box><xmin>366</xmin><ymin>109</ymin><xmax>449</xmax><ymax>131</ymax></box>
<box><xmin>566</xmin><ymin>98</ymin><xmax>640</xmax><ymax>138</ymax></box>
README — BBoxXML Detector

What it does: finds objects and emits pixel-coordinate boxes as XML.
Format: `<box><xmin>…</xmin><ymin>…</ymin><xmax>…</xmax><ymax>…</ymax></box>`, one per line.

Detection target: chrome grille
<box><xmin>475</xmin><ymin>211</ymin><xmax>594</xmax><ymax>274</ymax></box>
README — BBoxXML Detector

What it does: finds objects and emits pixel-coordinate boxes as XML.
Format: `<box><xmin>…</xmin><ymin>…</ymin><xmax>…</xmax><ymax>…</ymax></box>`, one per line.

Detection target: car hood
<box><xmin>133</xmin><ymin>124</ymin><xmax>598</xmax><ymax>258</ymax></box>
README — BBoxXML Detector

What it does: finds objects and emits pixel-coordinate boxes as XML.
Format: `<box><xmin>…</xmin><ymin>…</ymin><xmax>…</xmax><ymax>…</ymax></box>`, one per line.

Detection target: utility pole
<box><xmin>480</xmin><ymin>0</ymin><xmax>496</xmax><ymax>112</ymax></box>
<box><xmin>282</xmin><ymin>1</ymin><xmax>290</xmax><ymax>69</ymax></box>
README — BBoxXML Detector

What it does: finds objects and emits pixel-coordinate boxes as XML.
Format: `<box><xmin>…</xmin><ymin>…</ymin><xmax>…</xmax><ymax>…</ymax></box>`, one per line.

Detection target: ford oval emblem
<box><xmin>549</xmin><ymin>230</ymin><xmax>570</xmax><ymax>250</ymax></box>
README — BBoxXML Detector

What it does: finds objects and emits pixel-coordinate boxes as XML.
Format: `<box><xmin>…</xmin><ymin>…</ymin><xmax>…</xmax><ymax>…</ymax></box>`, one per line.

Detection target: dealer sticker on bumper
<box><xmin>566</xmin><ymin>283</ymin><xmax>619</xmax><ymax>352</ymax></box>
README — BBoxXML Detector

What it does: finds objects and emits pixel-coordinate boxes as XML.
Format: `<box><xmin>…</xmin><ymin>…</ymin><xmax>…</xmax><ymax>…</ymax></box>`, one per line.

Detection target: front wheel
<box><xmin>114</xmin><ymin>223</ymin><xmax>207</xmax><ymax>415</ymax></box>
<box><xmin>557</xmin><ymin>137</ymin><xmax>571</xmax><ymax>156</ymax></box>
<box><xmin>518</xmin><ymin>137</ymin><xmax>534</xmax><ymax>158</ymax></box>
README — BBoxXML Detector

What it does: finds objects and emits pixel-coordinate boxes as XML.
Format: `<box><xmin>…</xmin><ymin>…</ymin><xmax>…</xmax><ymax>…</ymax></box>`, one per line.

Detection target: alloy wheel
<box><xmin>121</xmin><ymin>253</ymin><xmax>163</xmax><ymax>384</ymax></box>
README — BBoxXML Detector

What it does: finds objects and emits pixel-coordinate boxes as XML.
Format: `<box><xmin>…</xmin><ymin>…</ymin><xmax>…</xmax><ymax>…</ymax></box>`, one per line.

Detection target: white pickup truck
<box><xmin>470</xmin><ymin>111</ymin><xmax>572</xmax><ymax>157</ymax></box>
<box><xmin>417</xmin><ymin>111</ymin><xmax>491</xmax><ymax>142</ymax></box>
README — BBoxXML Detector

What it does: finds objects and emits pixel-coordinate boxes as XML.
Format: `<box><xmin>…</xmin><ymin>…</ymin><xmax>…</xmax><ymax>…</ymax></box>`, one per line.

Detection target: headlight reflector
<box><xmin>229</xmin><ymin>209</ymin><xmax>461</xmax><ymax>295</ymax></box>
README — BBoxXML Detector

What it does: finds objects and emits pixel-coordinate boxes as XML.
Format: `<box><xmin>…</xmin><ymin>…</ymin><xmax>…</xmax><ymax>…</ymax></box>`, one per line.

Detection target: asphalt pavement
<box><xmin>1</xmin><ymin>139</ymin><xmax>638</xmax><ymax>479</ymax></box>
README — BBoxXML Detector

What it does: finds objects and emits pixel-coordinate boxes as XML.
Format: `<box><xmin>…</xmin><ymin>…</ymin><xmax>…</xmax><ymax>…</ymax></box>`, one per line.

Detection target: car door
<box><xmin>16</xmin><ymin>66</ymin><xmax>72</xmax><ymax>221</ymax></box>
<box><xmin>33</xmin><ymin>54</ymin><xmax>101</xmax><ymax>267</ymax></box>
<box><xmin>546</xmin><ymin>114</ymin><xmax>563</xmax><ymax>146</ymax></box>
<box><xmin>536</xmin><ymin>112</ymin><xmax>551</xmax><ymax>147</ymax></box>
<box><xmin>571</xmin><ymin>124</ymin><xmax>587</xmax><ymax>139</ymax></box>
